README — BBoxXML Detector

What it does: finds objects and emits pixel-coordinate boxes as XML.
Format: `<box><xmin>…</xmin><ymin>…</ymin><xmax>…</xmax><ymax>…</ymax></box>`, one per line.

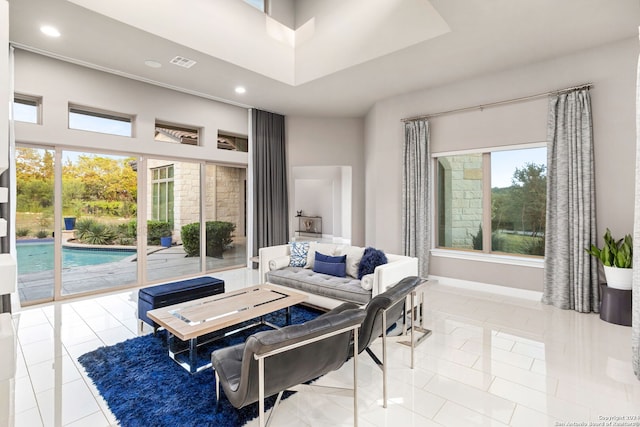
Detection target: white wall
<box><xmin>364</xmin><ymin>37</ymin><xmax>638</xmax><ymax>292</ymax></box>
<box><xmin>286</xmin><ymin>116</ymin><xmax>365</xmax><ymax>245</ymax></box>
<box><xmin>13</xmin><ymin>50</ymin><xmax>249</xmax><ymax>166</ymax></box>
<box><xmin>0</xmin><ymin>1</ymin><xmax>8</xmax><ymax>175</ymax></box>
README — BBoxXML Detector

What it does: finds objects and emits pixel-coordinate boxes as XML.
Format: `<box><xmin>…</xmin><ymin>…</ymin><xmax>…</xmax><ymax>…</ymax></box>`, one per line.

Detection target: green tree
<box><xmin>63</xmin><ymin>155</ymin><xmax>137</xmax><ymax>203</ymax></box>
<box><xmin>511</xmin><ymin>163</ymin><xmax>546</xmax><ymax>237</ymax></box>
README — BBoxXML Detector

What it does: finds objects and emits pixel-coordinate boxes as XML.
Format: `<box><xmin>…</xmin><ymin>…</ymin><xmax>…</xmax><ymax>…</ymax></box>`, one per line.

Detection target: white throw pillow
<box><xmin>269</xmin><ymin>256</ymin><xmax>290</xmax><ymax>271</ymax></box>
<box><xmin>361</xmin><ymin>273</ymin><xmax>374</xmax><ymax>291</ymax></box>
<box><xmin>306</xmin><ymin>242</ymin><xmax>336</xmax><ymax>269</ymax></box>
<box><xmin>337</xmin><ymin>246</ymin><xmax>365</xmax><ymax>278</ymax></box>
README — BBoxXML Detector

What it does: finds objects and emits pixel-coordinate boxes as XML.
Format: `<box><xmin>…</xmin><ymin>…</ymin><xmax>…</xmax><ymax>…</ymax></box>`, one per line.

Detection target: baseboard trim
<box><xmin>427</xmin><ymin>275</ymin><xmax>543</xmax><ymax>301</ymax></box>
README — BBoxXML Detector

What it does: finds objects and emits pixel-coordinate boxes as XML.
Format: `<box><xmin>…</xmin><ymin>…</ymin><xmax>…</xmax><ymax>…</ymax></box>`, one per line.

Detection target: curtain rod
<box><xmin>401</xmin><ymin>83</ymin><xmax>593</xmax><ymax>122</ymax></box>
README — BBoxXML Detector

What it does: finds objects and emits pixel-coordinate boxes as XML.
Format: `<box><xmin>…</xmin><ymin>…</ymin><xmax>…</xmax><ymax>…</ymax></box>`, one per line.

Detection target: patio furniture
<box><xmin>138</xmin><ymin>276</ymin><xmax>225</xmax><ymax>333</ymax></box>
<box><xmin>211</xmin><ymin>305</ymin><xmax>365</xmax><ymax>427</ymax></box>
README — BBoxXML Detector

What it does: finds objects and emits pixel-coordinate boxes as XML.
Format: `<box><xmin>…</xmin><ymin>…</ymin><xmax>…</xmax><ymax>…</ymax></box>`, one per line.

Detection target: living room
<box><xmin>1</xmin><ymin>0</ymin><xmax>640</xmax><ymax>426</ymax></box>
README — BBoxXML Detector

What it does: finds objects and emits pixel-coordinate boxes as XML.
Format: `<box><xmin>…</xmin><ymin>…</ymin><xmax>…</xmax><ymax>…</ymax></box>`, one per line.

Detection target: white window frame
<box><xmin>150</xmin><ymin>164</ymin><xmax>174</xmax><ymax>225</ymax></box>
<box><xmin>431</xmin><ymin>142</ymin><xmax>547</xmax><ymax>268</ymax></box>
<box><xmin>68</xmin><ymin>104</ymin><xmax>134</xmax><ymax>137</ymax></box>
<box><xmin>13</xmin><ymin>94</ymin><xmax>42</xmax><ymax>124</ymax></box>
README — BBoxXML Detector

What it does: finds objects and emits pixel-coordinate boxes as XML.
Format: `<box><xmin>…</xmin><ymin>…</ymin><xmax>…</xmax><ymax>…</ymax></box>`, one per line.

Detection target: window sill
<box><xmin>430</xmin><ymin>248</ymin><xmax>544</xmax><ymax>269</ymax></box>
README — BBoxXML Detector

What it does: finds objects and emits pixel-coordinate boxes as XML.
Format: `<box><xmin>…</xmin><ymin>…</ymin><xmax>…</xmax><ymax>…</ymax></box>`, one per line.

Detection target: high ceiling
<box><xmin>8</xmin><ymin>0</ymin><xmax>640</xmax><ymax>117</ymax></box>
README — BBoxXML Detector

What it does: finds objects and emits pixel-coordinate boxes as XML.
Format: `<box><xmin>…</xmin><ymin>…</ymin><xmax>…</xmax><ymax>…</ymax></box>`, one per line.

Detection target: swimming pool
<box><xmin>17</xmin><ymin>240</ymin><xmax>137</xmax><ymax>274</ymax></box>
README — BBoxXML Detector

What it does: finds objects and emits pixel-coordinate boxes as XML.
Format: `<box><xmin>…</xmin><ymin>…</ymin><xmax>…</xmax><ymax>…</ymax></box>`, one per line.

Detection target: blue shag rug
<box><xmin>78</xmin><ymin>305</ymin><xmax>323</xmax><ymax>427</ymax></box>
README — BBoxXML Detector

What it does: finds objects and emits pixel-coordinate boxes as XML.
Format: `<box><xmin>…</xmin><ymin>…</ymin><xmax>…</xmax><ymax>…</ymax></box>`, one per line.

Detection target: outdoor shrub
<box><xmin>114</xmin><ymin>220</ymin><xmax>170</xmax><ymax>245</ymax></box>
<box><xmin>84</xmin><ymin>201</ymin><xmax>123</xmax><ymax>217</ymax></box>
<box><xmin>147</xmin><ymin>221</ymin><xmax>172</xmax><ymax>245</ymax></box>
<box><xmin>75</xmin><ymin>218</ymin><xmax>117</xmax><ymax>245</ymax></box>
<box><xmin>523</xmin><ymin>236</ymin><xmax>545</xmax><ymax>256</ymax></box>
<box><xmin>181</xmin><ymin>221</ymin><xmax>236</xmax><ymax>258</ymax></box>
<box><xmin>75</xmin><ymin>218</ymin><xmax>99</xmax><ymax>241</ymax></box>
<box><xmin>16</xmin><ymin>228</ymin><xmax>30</xmax><ymax>237</ymax></box>
<box><xmin>470</xmin><ymin>225</ymin><xmax>506</xmax><ymax>252</ymax></box>
<box><xmin>471</xmin><ymin>225</ymin><xmax>483</xmax><ymax>250</ymax></box>
<box><xmin>115</xmin><ymin>236</ymin><xmax>135</xmax><ymax>246</ymax></box>
<box><xmin>36</xmin><ymin>229</ymin><xmax>49</xmax><ymax>239</ymax></box>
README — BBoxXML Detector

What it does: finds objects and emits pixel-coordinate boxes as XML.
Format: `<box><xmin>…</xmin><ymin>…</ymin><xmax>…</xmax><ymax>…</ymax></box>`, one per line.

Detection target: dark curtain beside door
<box><xmin>252</xmin><ymin>109</ymin><xmax>289</xmax><ymax>256</ymax></box>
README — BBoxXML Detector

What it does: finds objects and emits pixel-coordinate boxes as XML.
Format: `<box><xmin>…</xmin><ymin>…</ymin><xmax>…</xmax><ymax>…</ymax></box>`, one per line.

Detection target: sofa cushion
<box><xmin>306</xmin><ymin>242</ymin><xmax>337</xmax><ymax>269</ymax></box>
<box><xmin>337</xmin><ymin>246</ymin><xmax>365</xmax><ymax>278</ymax></box>
<box><xmin>314</xmin><ymin>260</ymin><xmax>346</xmax><ymax>277</ymax></box>
<box><xmin>313</xmin><ymin>251</ymin><xmax>347</xmax><ymax>277</ymax></box>
<box><xmin>357</xmin><ymin>247</ymin><xmax>388</xmax><ymax>279</ymax></box>
<box><xmin>266</xmin><ymin>267</ymin><xmax>371</xmax><ymax>305</ymax></box>
<box><xmin>315</xmin><ymin>251</ymin><xmax>346</xmax><ymax>264</ymax></box>
<box><xmin>289</xmin><ymin>241</ymin><xmax>311</xmax><ymax>267</ymax></box>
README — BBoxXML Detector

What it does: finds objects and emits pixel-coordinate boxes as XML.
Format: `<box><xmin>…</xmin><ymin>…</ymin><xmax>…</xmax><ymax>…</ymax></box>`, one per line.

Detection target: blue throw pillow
<box><xmin>315</xmin><ymin>251</ymin><xmax>347</xmax><ymax>264</ymax></box>
<box><xmin>313</xmin><ymin>260</ymin><xmax>346</xmax><ymax>277</ymax></box>
<box><xmin>357</xmin><ymin>247</ymin><xmax>388</xmax><ymax>279</ymax></box>
<box><xmin>289</xmin><ymin>242</ymin><xmax>310</xmax><ymax>267</ymax></box>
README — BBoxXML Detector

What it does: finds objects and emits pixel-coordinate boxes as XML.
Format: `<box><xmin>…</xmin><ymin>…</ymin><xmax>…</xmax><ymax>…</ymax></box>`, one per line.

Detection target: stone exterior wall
<box><xmin>439</xmin><ymin>154</ymin><xmax>483</xmax><ymax>249</ymax></box>
<box><xmin>215</xmin><ymin>166</ymin><xmax>244</xmax><ymax>236</ymax></box>
<box><xmin>147</xmin><ymin>160</ymin><xmax>245</xmax><ymax>243</ymax></box>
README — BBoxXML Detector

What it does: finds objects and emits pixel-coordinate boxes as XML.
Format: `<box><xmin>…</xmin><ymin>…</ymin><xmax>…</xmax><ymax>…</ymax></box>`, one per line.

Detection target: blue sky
<box><xmin>491</xmin><ymin>147</ymin><xmax>547</xmax><ymax>188</ymax></box>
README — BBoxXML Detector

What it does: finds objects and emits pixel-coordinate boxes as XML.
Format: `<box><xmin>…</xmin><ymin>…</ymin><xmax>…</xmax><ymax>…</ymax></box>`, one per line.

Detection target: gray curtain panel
<box><xmin>542</xmin><ymin>89</ymin><xmax>598</xmax><ymax>312</ymax></box>
<box><xmin>633</xmin><ymin>34</ymin><xmax>640</xmax><ymax>381</ymax></box>
<box><xmin>252</xmin><ymin>109</ymin><xmax>289</xmax><ymax>256</ymax></box>
<box><xmin>402</xmin><ymin>119</ymin><xmax>430</xmax><ymax>277</ymax></box>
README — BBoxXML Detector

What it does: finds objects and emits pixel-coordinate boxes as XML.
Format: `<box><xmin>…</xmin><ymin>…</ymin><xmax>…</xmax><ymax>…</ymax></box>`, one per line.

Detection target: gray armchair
<box><xmin>335</xmin><ymin>275</ymin><xmax>429</xmax><ymax>408</ymax></box>
<box><xmin>211</xmin><ymin>305</ymin><xmax>366</xmax><ymax>427</ymax></box>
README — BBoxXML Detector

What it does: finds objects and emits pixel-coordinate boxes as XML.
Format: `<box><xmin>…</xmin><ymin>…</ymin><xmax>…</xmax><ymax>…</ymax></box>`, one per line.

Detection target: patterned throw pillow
<box><xmin>289</xmin><ymin>242</ymin><xmax>310</xmax><ymax>267</ymax></box>
<box><xmin>357</xmin><ymin>247</ymin><xmax>388</xmax><ymax>279</ymax></box>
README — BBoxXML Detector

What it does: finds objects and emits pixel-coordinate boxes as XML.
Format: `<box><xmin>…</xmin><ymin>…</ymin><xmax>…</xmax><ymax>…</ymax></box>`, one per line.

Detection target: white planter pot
<box><xmin>603</xmin><ymin>265</ymin><xmax>633</xmax><ymax>290</ymax></box>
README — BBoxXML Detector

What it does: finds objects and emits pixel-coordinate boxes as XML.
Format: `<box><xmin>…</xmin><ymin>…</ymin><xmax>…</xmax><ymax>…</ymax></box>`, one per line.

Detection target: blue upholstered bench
<box><xmin>138</xmin><ymin>276</ymin><xmax>225</xmax><ymax>332</ymax></box>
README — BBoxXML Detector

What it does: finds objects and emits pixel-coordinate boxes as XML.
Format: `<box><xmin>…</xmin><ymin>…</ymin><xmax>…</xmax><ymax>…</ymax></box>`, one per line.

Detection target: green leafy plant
<box><xmin>36</xmin><ymin>229</ymin><xmax>49</xmax><ymax>239</ymax></box>
<box><xmin>181</xmin><ymin>221</ymin><xmax>236</xmax><ymax>258</ymax></box>
<box><xmin>75</xmin><ymin>218</ymin><xmax>117</xmax><ymax>245</ymax></box>
<box><xmin>16</xmin><ymin>228</ymin><xmax>30</xmax><ymax>237</ymax></box>
<box><xmin>585</xmin><ymin>228</ymin><xmax>633</xmax><ymax>268</ymax></box>
<box><xmin>147</xmin><ymin>221</ymin><xmax>172</xmax><ymax>245</ymax></box>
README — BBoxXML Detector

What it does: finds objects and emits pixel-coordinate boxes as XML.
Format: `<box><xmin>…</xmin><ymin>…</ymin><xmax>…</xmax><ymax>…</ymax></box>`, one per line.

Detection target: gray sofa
<box><xmin>259</xmin><ymin>242</ymin><xmax>419</xmax><ymax>309</ymax></box>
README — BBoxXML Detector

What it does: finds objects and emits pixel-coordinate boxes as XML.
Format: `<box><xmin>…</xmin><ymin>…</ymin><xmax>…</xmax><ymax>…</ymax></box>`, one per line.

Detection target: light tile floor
<box><xmin>7</xmin><ymin>270</ymin><xmax>640</xmax><ymax>426</ymax></box>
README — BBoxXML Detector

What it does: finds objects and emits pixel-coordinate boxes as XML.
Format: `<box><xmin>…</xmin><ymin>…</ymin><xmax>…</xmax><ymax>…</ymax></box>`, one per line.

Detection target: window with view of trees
<box><xmin>437</xmin><ymin>146</ymin><xmax>547</xmax><ymax>257</ymax></box>
<box><xmin>151</xmin><ymin>165</ymin><xmax>174</xmax><ymax>225</ymax></box>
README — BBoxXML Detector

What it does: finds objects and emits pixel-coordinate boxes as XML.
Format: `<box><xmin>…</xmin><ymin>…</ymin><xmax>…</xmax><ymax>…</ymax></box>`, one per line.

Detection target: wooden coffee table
<box><xmin>147</xmin><ymin>284</ymin><xmax>307</xmax><ymax>373</ymax></box>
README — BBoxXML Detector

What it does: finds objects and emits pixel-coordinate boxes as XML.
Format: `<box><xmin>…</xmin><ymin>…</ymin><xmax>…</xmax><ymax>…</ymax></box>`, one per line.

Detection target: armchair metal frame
<box><xmin>353</xmin><ymin>276</ymin><xmax>431</xmax><ymax>408</ymax></box>
<box><xmin>212</xmin><ymin>307</ymin><xmax>365</xmax><ymax>427</ymax></box>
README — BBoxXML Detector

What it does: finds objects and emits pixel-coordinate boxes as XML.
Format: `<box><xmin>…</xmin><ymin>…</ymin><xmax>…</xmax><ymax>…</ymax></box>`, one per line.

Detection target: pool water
<box><xmin>17</xmin><ymin>241</ymin><xmax>136</xmax><ymax>274</ymax></box>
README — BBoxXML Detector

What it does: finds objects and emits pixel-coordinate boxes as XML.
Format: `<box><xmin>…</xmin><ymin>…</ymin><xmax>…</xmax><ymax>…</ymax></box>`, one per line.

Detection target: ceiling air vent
<box><xmin>169</xmin><ymin>56</ymin><xmax>197</xmax><ymax>69</ymax></box>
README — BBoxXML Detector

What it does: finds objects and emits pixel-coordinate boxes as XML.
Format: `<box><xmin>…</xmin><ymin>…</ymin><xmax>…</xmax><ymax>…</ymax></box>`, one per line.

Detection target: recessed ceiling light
<box><xmin>235</xmin><ymin>86</ymin><xmax>246</xmax><ymax>94</ymax></box>
<box><xmin>40</xmin><ymin>25</ymin><xmax>61</xmax><ymax>38</ymax></box>
<box><xmin>144</xmin><ymin>60</ymin><xmax>162</xmax><ymax>69</ymax></box>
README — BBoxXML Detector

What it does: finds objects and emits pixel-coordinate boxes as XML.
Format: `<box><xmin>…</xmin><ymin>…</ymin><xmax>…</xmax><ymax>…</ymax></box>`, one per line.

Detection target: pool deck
<box><xmin>17</xmin><ymin>239</ymin><xmax>248</xmax><ymax>304</ymax></box>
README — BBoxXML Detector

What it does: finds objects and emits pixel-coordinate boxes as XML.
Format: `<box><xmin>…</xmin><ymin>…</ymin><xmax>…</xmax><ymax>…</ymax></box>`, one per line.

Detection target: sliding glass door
<box><xmin>15</xmin><ymin>146</ymin><xmax>55</xmax><ymax>304</ymax></box>
<box><xmin>60</xmin><ymin>150</ymin><xmax>139</xmax><ymax>297</ymax></box>
<box><xmin>15</xmin><ymin>146</ymin><xmax>247</xmax><ymax>306</ymax></box>
<box><xmin>146</xmin><ymin>159</ymin><xmax>201</xmax><ymax>282</ymax></box>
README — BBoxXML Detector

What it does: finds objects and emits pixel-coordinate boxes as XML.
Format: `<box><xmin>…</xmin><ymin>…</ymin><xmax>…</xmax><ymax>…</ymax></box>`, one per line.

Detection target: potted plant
<box><xmin>160</xmin><ymin>232</ymin><xmax>172</xmax><ymax>248</ymax></box>
<box><xmin>585</xmin><ymin>228</ymin><xmax>633</xmax><ymax>290</ymax></box>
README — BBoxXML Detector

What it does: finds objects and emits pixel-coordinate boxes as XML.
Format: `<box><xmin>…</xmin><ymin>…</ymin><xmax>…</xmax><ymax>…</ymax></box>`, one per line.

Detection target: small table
<box><xmin>148</xmin><ymin>284</ymin><xmax>308</xmax><ymax>373</ymax></box>
<box><xmin>599</xmin><ymin>283</ymin><xmax>632</xmax><ymax>326</ymax></box>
